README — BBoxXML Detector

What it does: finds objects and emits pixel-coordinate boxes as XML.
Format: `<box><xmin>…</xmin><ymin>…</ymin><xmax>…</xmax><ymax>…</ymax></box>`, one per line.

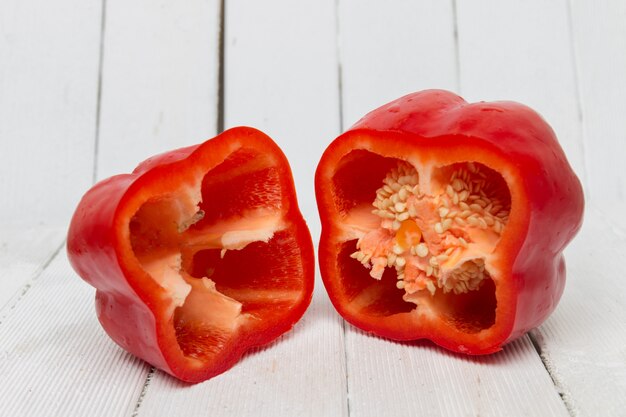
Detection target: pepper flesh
<box><xmin>68</xmin><ymin>127</ymin><xmax>314</xmax><ymax>382</ymax></box>
<box><xmin>315</xmin><ymin>90</ymin><xmax>584</xmax><ymax>354</ymax></box>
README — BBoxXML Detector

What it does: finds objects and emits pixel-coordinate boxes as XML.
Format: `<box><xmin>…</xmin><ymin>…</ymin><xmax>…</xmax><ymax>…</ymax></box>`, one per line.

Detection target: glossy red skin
<box><xmin>68</xmin><ymin>127</ymin><xmax>314</xmax><ymax>382</ymax></box>
<box><xmin>316</xmin><ymin>90</ymin><xmax>584</xmax><ymax>354</ymax></box>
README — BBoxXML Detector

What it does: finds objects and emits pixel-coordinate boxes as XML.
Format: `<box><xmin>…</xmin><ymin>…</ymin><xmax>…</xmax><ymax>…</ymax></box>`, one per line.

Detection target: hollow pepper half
<box><xmin>68</xmin><ymin>127</ymin><xmax>314</xmax><ymax>382</ymax></box>
<box><xmin>315</xmin><ymin>90</ymin><xmax>584</xmax><ymax>353</ymax></box>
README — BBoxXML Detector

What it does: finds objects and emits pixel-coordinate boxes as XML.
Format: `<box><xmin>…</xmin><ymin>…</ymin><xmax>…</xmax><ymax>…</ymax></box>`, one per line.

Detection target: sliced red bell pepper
<box><xmin>68</xmin><ymin>127</ymin><xmax>314</xmax><ymax>382</ymax></box>
<box><xmin>315</xmin><ymin>90</ymin><xmax>584</xmax><ymax>354</ymax></box>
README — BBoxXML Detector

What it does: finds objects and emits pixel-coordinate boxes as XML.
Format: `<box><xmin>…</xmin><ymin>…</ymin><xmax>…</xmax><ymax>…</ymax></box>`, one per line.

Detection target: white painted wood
<box><xmin>346</xmin><ymin>332</ymin><xmax>568</xmax><ymax>417</ymax></box>
<box><xmin>223</xmin><ymin>0</ymin><xmax>341</xmax><ymax>228</ymax></box>
<box><xmin>137</xmin><ymin>290</ymin><xmax>347</xmax><ymax>417</ymax></box>
<box><xmin>0</xmin><ymin>253</ymin><xmax>150</xmax><ymax>417</ymax></box>
<box><xmin>598</xmin><ymin>202</ymin><xmax>626</xmax><ymax>234</ymax></box>
<box><xmin>456</xmin><ymin>0</ymin><xmax>587</xmax><ymax>190</ymax></box>
<box><xmin>3</xmin><ymin>2</ymin><xmax>626</xmax><ymax>416</ymax></box>
<box><xmin>1</xmin><ymin>1</ymin><xmax>223</xmax><ymax>415</ymax></box>
<box><xmin>456</xmin><ymin>4</ymin><xmax>626</xmax><ymax>414</ymax></box>
<box><xmin>0</xmin><ymin>226</ymin><xmax>64</xmax><ymax>312</ymax></box>
<box><xmin>569</xmin><ymin>0</ymin><xmax>626</xmax><ymax>203</ymax></box>
<box><xmin>530</xmin><ymin>206</ymin><xmax>626</xmax><ymax>417</ymax></box>
<box><xmin>0</xmin><ymin>0</ymin><xmax>101</xmax><ymax>227</ymax></box>
<box><xmin>96</xmin><ymin>0</ymin><xmax>221</xmax><ymax>180</ymax></box>
<box><xmin>338</xmin><ymin>0</ymin><xmax>458</xmax><ymax>128</ymax></box>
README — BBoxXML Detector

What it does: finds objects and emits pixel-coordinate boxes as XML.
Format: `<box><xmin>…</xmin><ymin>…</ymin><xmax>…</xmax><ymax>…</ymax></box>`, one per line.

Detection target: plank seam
<box><xmin>130</xmin><ymin>366</ymin><xmax>156</xmax><ymax>417</ymax></box>
<box><xmin>528</xmin><ymin>332</ymin><xmax>576</xmax><ymax>417</ymax></box>
<box><xmin>336</xmin><ymin>2</ymin><xmax>349</xmax><ymax>411</ymax></box>
<box><xmin>92</xmin><ymin>0</ymin><xmax>107</xmax><ymax>184</ymax></box>
<box><xmin>335</xmin><ymin>0</ymin><xmax>344</xmax><ymax>133</ymax></box>
<box><xmin>0</xmin><ymin>240</ymin><xmax>65</xmax><ymax>325</ymax></box>
<box><xmin>341</xmin><ymin>320</ymin><xmax>352</xmax><ymax>417</ymax></box>
<box><xmin>216</xmin><ymin>0</ymin><xmax>225</xmax><ymax>134</ymax></box>
<box><xmin>564</xmin><ymin>0</ymin><xmax>590</xmax><ymax>194</ymax></box>
<box><xmin>451</xmin><ymin>0</ymin><xmax>461</xmax><ymax>92</ymax></box>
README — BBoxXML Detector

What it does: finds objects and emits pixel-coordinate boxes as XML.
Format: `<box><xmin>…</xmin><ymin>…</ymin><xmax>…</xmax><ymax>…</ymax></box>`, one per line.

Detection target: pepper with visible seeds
<box><xmin>315</xmin><ymin>90</ymin><xmax>584</xmax><ymax>354</ymax></box>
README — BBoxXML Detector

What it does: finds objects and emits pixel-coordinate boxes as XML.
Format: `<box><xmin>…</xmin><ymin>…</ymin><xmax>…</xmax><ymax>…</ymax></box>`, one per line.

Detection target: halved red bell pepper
<box><xmin>315</xmin><ymin>90</ymin><xmax>584</xmax><ymax>353</ymax></box>
<box><xmin>68</xmin><ymin>127</ymin><xmax>314</xmax><ymax>382</ymax></box>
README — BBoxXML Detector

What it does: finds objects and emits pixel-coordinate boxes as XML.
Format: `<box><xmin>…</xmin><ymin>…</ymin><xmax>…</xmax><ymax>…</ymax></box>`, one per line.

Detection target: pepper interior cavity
<box><xmin>128</xmin><ymin>147</ymin><xmax>306</xmax><ymax>362</ymax></box>
<box><xmin>331</xmin><ymin>150</ymin><xmax>511</xmax><ymax>331</ymax></box>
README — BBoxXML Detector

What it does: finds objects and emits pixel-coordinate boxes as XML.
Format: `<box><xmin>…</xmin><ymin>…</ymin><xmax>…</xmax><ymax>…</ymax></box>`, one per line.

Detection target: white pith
<box><xmin>135</xmin><ymin>208</ymin><xmax>288</xmax><ymax>316</ymax></box>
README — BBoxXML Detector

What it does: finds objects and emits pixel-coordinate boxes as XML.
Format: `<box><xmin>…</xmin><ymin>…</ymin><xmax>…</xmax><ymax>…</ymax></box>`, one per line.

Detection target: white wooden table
<box><xmin>1</xmin><ymin>1</ymin><xmax>625</xmax><ymax>416</ymax></box>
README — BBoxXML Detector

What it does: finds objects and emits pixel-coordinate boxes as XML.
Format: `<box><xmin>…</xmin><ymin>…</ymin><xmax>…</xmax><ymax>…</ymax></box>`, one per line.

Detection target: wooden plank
<box><xmin>138</xmin><ymin>1</ymin><xmax>347</xmax><ymax>415</ymax></box>
<box><xmin>0</xmin><ymin>253</ymin><xmax>150</xmax><ymax>417</ymax></box>
<box><xmin>0</xmin><ymin>0</ymin><xmax>101</xmax><ymax>226</ymax></box>
<box><xmin>530</xmin><ymin>206</ymin><xmax>626</xmax><ymax>417</ymax></box>
<box><xmin>456</xmin><ymin>0</ymin><xmax>587</xmax><ymax>189</ymax></box>
<box><xmin>0</xmin><ymin>0</ymin><xmax>99</xmax><ymax>369</ymax></box>
<box><xmin>569</xmin><ymin>0</ymin><xmax>626</xmax><ymax>203</ymax></box>
<box><xmin>346</xmin><ymin>333</ymin><xmax>568</xmax><ymax>417</ymax></box>
<box><xmin>457</xmin><ymin>3</ymin><xmax>626</xmax><ymax>415</ymax></box>
<box><xmin>0</xmin><ymin>1</ymin><xmax>223</xmax><ymax>415</ymax></box>
<box><xmin>96</xmin><ymin>0</ymin><xmax>221</xmax><ymax>180</ymax></box>
<box><xmin>0</xmin><ymin>227</ymin><xmax>64</xmax><ymax>312</ymax></box>
<box><xmin>338</xmin><ymin>0</ymin><xmax>458</xmax><ymax>128</ymax></box>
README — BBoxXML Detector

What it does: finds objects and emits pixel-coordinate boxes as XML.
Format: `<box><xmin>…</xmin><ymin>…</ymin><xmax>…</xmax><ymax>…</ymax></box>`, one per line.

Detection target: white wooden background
<box><xmin>1</xmin><ymin>0</ymin><xmax>625</xmax><ymax>416</ymax></box>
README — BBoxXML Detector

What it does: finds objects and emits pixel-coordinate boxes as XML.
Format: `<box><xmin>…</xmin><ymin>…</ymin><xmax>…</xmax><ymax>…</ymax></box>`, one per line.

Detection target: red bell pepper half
<box><xmin>68</xmin><ymin>127</ymin><xmax>314</xmax><ymax>382</ymax></box>
<box><xmin>315</xmin><ymin>90</ymin><xmax>584</xmax><ymax>353</ymax></box>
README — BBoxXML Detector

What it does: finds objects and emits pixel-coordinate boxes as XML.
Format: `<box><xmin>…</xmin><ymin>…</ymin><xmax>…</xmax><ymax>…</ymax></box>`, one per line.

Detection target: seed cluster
<box><xmin>437</xmin><ymin>162</ymin><xmax>509</xmax><ymax>235</ymax></box>
<box><xmin>350</xmin><ymin>161</ymin><xmax>510</xmax><ymax>296</ymax></box>
<box><xmin>370</xmin><ymin>163</ymin><xmax>420</xmax><ymax>231</ymax></box>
